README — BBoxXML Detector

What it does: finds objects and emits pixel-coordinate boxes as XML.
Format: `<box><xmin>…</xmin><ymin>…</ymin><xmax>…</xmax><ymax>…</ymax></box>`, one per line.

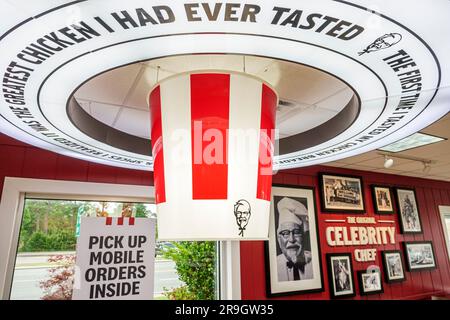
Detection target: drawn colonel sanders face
<box><xmin>234</xmin><ymin>200</ymin><xmax>251</xmax><ymax>236</ymax></box>
<box><xmin>359</xmin><ymin>33</ymin><xmax>402</xmax><ymax>55</ymax></box>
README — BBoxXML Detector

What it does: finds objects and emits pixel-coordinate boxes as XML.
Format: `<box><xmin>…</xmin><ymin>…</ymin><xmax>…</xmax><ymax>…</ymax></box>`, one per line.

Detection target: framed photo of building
<box><xmin>394</xmin><ymin>188</ymin><xmax>422</xmax><ymax>233</ymax></box>
<box><xmin>319</xmin><ymin>173</ymin><xmax>365</xmax><ymax>213</ymax></box>
<box><xmin>326</xmin><ymin>253</ymin><xmax>356</xmax><ymax>299</ymax></box>
<box><xmin>371</xmin><ymin>185</ymin><xmax>394</xmax><ymax>214</ymax></box>
<box><xmin>265</xmin><ymin>185</ymin><xmax>324</xmax><ymax>297</ymax></box>
<box><xmin>357</xmin><ymin>269</ymin><xmax>383</xmax><ymax>295</ymax></box>
<box><xmin>404</xmin><ymin>241</ymin><xmax>437</xmax><ymax>271</ymax></box>
<box><xmin>381</xmin><ymin>250</ymin><xmax>406</xmax><ymax>283</ymax></box>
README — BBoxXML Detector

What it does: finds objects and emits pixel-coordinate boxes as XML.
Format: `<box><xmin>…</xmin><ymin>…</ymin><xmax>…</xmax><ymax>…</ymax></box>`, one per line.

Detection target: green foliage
<box><xmin>163</xmin><ymin>241</ymin><xmax>216</xmax><ymax>300</ymax></box>
<box><xmin>163</xmin><ymin>285</ymin><xmax>196</xmax><ymax>300</ymax></box>
<box><xmin>19</xmin><ymin>209</ymin><xmax>37</xmax><ymax>249</ymax></box>
<box><xmin>22</xmin><ymin>230</ymin><xmax>76</xmax><ymax>252</ymax></box>
<box><xmin>135</xmin><ymin>203</ymin><xmax>149</xmax><ymax>218</ymax></box>
<box><xmin>134</xmin><ymin>203</ymin><xmax>158</xmax><ymax>237</ymax></box>
<box><xmin>18</xmin><ymin>200</ymin><xmax>79</xmax><ymax>252</ymax></box>
<box><xmin>22</xmin><ymin>232</ymin><xmax>48</xmax><ymax>252</ymax></box>
<box><xmin>18</xmin><ymin>200</ymin><xmax>154</xmax><ymax>252</ymax></box>
<box><xmin>49</xmin><ymin>230</ymin><xmax>77</xmax><ymax>251</ymax></box>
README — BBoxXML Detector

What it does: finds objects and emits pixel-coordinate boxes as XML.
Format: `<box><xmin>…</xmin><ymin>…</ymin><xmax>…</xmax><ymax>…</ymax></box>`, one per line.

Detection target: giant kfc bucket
<box><xmin>149</xmin><ymin>72</ymin><xmax>277</xmax><ymax>240</ymax></box>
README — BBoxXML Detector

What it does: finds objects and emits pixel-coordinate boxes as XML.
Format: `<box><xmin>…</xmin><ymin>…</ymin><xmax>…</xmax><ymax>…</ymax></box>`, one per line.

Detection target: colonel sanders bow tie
<box><xmin>286</xmin><ymin>261</ymin><xmax>305</xmax><ymax>280</ymax></box>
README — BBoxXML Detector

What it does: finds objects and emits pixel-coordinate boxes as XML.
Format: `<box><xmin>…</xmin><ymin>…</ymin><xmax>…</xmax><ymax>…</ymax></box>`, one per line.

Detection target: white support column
<box><xmin>220</xmin><ymin>241</ymin><xmax>241</xmax><ymax>300</ymax></box>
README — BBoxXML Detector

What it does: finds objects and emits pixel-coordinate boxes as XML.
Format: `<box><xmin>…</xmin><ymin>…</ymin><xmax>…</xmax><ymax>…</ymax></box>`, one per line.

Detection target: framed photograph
<box><xmin>265</xmin><ymin>185</ymin><xmax>324</xmax><ymax>297</ymax></box>
<box><xmin>319</xmin><ymin>173</ymin><xmax>365</xmax><ymax>213</ymax></box>
<box><xmin>326</xmin><ymin>253</ymin><xmax>356</xmax><ymax>299</ymax></box>
<box><xmin>404</xmin><ymin>241</ymin><xmax>437</xmax><ymax>271</ymax></box>
<box><xmin>357</xmin><ymin>269</ymin><xmax>383</xmax><ymax>295</ymax></box>
<box><xmin>394</xmin><ymin>188</ymin><xmax>422</xmax><ymax>233</ymax></box>
<box><xmin>371</xmin><ymin>185</ymin><xmax>394</xmax><ymax>214</ymax></box>
<box><xmin>381</xmin><ymin>250</ymin><xmax>406</xmax><ymax>283</ymax></box>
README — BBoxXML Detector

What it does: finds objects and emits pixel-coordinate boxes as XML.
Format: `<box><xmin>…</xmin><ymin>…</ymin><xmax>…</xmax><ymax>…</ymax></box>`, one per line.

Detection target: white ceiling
<box><xmin>73</xmin><ymin>54</ymin><xmax>449</xmax><ymax>181</ymax></box>
<box><xmin>74</xmin><ymin>54</ymin><xmax>353</xmax><ymax>139</ymax></box>
<box><xmin>324</xmin><ymin>113</ymin><xmax>450</xmax><ymax>182</ymax></box>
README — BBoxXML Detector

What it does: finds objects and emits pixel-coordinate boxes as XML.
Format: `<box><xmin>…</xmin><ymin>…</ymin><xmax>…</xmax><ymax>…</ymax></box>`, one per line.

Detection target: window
<box><xmin>9</xmin><ymin>198</ymin><xmax>218</xmax><ymax>300</ymax></box>
<box><xmin>443</xmin><ymin>214</ymin><xmax>450</xmax><ymax>255</ymax></box>
<box><xmin>440</xmin><ymin>206</ymin><xmax>450</xmax><ymax>261</ymax></box>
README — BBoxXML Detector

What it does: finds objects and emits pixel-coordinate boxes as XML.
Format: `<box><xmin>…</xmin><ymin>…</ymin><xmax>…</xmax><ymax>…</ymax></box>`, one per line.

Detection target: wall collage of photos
<box><xmin>262</xmin><ymin>170</ymin><xmax>439</xmax><ymax>299</ymax></box>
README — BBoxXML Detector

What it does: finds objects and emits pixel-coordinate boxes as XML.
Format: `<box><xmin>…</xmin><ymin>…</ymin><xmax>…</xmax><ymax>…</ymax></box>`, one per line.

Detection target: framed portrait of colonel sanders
<box><xmin>265</xmin><ymin>185</ymin><xmax>324</xmax><ymax>297</ymax></box>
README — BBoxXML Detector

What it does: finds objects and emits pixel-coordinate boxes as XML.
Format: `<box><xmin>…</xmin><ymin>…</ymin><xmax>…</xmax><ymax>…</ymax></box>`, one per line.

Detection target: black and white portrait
<box><xmin>326</xmin><ymin>253</ymin><xmax>355</xmax><ymax>298</ymax></box>
<box><xmin>333</xmin><ymin>258</ymin><xmax>351</xmax><ymax>292</ymax></box>
<box><xmin>274</xmin><ymin>196</ymin><xmax>312</xmax><ymax>282</ymax></box>
<box><xmin>395</xmin><ymin>188</ymin><xmax>422</xmax><ymax>233</ymax></box>
<box><xmin>319</xmin><ymin>173</ymin><xmax>365</xmax><ymax>213</ymax></box>
<box><xmin>382</xmin><ymin>250</ymin><xmax>406</xmax><ymax>283</ymax></box>
<box><xmin>266</xmin><ymin>186</ymin><xmax>323</xmax><ymax>297</ymax></box>
<box><xmin>387</xmin><ymin>255</ymin><xmax>402</xmax><ymax>278</ymax></box>
<box><xmin>404</xmin><ymin>242</ymin><xmax>436</xmax><ymax>271</ymax></box>
<box><xmin>357</xmin><ymin>269</ymin><xmax>383</xmax><ymax>295</ymax></box>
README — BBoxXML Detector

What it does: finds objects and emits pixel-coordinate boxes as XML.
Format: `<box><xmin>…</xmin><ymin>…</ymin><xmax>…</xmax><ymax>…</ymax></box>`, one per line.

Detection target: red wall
<box><xmin>1</xmin><ymin>133</ymin><xmax>450</xmax><ymax>300</ymax></box>
<box><xmin>0</xmin><ymin>133</ymin><xmax>153</xmax><ymax>200</ymax></box>
<box><xmin>240</xmin><ymin>166</ymin><xmax>450</xmax><ymax>300</ymax></box>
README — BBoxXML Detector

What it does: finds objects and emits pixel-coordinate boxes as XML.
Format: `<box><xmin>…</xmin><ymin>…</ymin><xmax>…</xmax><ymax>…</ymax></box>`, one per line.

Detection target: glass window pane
<box><xmin>9</xmin><ymin>198</ymin><xmax>218</xmax><ymax>300</ymax></box>
<box><xmin>445</xmin><ymin>215</ymin><xmax>450</xmax><ymax>247</ymax></box>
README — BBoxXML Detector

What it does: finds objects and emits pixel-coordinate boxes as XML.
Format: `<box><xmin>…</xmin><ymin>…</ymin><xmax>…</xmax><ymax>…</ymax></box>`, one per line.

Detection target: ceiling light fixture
<box><xmin>378</xmin><ymin>152</ymin><xmax>437</xmax><ymax>172</ymax></box>
<box><xmin>384</xmin><ymin>155</ymin><xmax>394</xmax><ymax>168</ymax></box>
<box><xmin>378</xmin><ymin>132</ymin><xmax>446</xmax><ymax>153</ymax></box>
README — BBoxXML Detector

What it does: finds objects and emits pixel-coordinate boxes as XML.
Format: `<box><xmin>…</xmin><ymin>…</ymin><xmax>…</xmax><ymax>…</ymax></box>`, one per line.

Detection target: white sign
<box><xmin>0</xmin><ymin>0</ymin><xmax>449</xmax><ymax>170</ymax></box>
<box><xmin>72</xmin><ymin>217</ymin><xmax>156</xmax><ymax>300</ymax></box>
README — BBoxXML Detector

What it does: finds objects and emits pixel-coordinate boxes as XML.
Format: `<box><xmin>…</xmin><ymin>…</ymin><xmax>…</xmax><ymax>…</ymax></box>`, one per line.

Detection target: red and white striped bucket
<box><xmin>149</xmin><ymin>72</ymin><xmax>277</xmax><ymax>240</ymax></box>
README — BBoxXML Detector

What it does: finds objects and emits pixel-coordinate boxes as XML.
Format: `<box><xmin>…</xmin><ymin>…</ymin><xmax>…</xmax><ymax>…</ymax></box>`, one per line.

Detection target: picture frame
<box><xmin>371</xmin><ymin>185</ymin><xmax>394</xmax><ymax>214</ymax></box>
<box><xmin>357</xmin><ymin>269</ymin><xmax>383</xmax><ymax>295</ymax></box>
<box><xmin>265</xmin><ymin>185</ymin><xmax>324</xmax><ymax>297</ymax></box>
<box><xmin>326</xmin><ymin>253</ymin><xmax>356</xmax><ymax>299</ymax></box>
<box><xmin>319</xmin><ymin>173</ymin><xmax>365</xmax><ymax>213</ymax></box>
<box><xmin>404</xmin><ymin>241</ymin><xmax>437</xmax><ymax>271</ymax></box>
<box><xmin>381</xmin><ymin>250</ymin><xmax>406</xmax><ymax>283</ymax></box>
<box><xmin>394</xmin><ymin>188</ymin><xmax>422</xmax><ymax>234</ymax></box>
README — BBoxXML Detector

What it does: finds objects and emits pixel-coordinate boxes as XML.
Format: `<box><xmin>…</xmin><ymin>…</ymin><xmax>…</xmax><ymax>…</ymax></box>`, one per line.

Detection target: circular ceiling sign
<box><xmin>0</xmin><ymin>0</ymin><xmax>449</xmax><ymax>170</ymax></box>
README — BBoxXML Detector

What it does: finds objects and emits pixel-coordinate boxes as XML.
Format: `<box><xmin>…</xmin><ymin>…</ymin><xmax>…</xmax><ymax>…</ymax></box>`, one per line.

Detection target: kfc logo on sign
<box><xmin>234</xmin><ymin>199</ymin><xmax>252</xmax><ymax>237</ymax></box>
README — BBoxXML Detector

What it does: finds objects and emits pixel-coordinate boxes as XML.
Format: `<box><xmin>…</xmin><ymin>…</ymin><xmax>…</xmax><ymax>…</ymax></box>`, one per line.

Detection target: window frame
<box><xmin>439</xmin><ymin>205</ymin><xmax>450</xmax><ymax>262</ymax></box>
<box><xmin>0</xmin><ymin>177</ymin><xmax>241</xmax><ymax>300</ymax></box>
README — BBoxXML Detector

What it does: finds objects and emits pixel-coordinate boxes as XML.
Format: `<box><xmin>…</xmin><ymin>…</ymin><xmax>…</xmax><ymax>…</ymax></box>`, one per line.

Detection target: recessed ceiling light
<box><xmin>378</xmin><ymin>133</ymin><xmax>446</xmax><ymax>153</ymax></box>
